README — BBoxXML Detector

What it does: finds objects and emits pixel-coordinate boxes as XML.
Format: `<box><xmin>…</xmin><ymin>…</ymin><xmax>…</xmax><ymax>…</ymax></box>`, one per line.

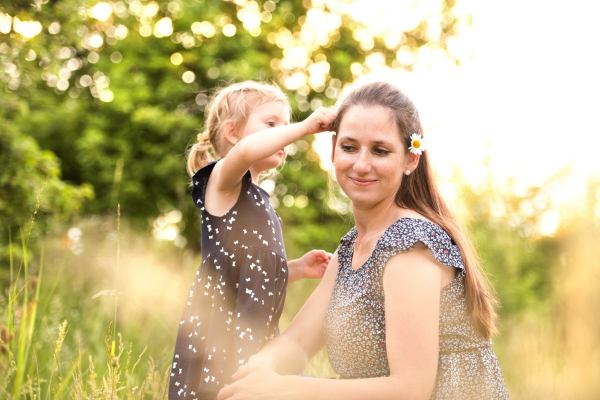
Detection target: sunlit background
<box><xmin>311</xmin><ymin>0</ymin><xmax>600</xmax><ymax>236</ymax></box>
<box><xmin>2</xmin><ymin>0</ymin><xmax>600</xmax><ymax>399</ymax></box>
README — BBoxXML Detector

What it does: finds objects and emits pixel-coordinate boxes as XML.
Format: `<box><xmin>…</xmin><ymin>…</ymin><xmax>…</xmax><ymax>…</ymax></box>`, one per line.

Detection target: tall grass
<box><xmin>2</xmin><ymin>178</ymin><xmax>600</xmax><ymax>398</ymax></box>
<box><xmin>1</xmin><ymin>187</ymin><xmax>170</xmax><ymax>399</ymax></box>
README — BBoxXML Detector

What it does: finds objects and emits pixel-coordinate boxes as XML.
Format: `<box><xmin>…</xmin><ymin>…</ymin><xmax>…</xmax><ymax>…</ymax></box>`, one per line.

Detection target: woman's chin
<box><xmin>343</xmin><ymin>192</ymin><xmax>377</xmax><ymax>208</ymax></box>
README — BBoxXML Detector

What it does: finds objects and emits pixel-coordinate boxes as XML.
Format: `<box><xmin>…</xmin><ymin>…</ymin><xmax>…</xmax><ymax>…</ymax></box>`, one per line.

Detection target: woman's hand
<box><xmin>301</xmin><ymin>107</ymin><xmax>337</xmax><ymax>136</ymax></box>
<box><xmin>244</xmin><ymin>353</ymin><xmax>277</xmax><ymax>371</ymax></box>
<box><xmin>217</xmin><ymin>365</ymin><xmax>291</xmax><ymax>400</ymax></box>
<box><xmin>288</xmin><ymin>250</ymin><xmax>332</xmax><ymax>283</ymax></box>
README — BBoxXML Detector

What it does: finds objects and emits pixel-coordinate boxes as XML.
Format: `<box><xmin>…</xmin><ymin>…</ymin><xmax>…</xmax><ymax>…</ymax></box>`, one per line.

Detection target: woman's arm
<box><xmin>240</xmin><ymin>251</ymin><xmax>340</xmax><ymax>375</ymax></box>
<box><xmin>219</xmin><ymin>243</ymin><xmax>445</xmax><ymax>400</ymax></box>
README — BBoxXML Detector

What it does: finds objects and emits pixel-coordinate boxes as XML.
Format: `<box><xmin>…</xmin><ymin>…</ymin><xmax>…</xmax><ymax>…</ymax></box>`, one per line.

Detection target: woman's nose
<box><xmin>353</xmin><ymin>151</ymin><xmax>372</xmax><ymax>174</ymax></box>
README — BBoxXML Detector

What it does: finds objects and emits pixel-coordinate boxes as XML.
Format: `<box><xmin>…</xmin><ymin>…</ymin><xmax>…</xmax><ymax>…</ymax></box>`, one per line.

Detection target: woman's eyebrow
<box><xmin>339</xmin><ymin>136</ymin><xmax>393</xmax><ymax>146</ymax></box>
<box><xmin>371</xmin><ymin>140</ymin><xmax>393</xmax><ymax>146</ymax></box>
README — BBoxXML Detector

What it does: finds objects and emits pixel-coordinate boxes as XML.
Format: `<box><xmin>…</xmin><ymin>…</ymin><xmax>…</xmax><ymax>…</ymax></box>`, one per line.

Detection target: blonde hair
<box><xmin>186</xmin><ymin>81</ymin><xmax>290</xmax><ymax>177</ymax></box>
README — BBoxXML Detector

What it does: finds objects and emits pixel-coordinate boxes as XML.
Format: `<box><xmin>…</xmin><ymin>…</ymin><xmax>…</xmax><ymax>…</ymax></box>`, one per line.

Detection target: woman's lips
<box><xmin>350</xmin><ymin>177</ymin><xmax>376</xmax><ymax>186</ymax></box>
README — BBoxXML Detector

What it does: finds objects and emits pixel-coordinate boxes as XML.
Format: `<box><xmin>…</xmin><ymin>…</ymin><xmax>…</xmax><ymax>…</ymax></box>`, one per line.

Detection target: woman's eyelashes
<box><xmin>373</xmin><ymin>148</ymin><xmax>391</xmax><ymax>156</ymax></box>
<box><xmin>340</xmin><ymin>144</ymin><xmax>390</xmax><ymax>156</ymax></box>
<box><xmin>266</xmin><ymin>121</ymin><xmax>275</xmax><ymax>128</ymax></box>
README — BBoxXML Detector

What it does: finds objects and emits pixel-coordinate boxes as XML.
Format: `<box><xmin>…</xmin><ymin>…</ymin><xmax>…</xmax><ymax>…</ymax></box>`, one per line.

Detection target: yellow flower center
<box><xmin>413</xmin><ymin>140</ymin><xmax>421</xmax><ymax>148</ymax></box>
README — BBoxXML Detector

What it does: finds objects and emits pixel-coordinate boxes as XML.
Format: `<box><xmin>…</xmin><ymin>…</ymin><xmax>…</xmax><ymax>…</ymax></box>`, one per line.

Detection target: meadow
<box><xmin>2</xmin><ymin>0</ymin><xmax>600</xmax><ymax>398</ymax></box>
<box><xmin>2</xmin><ymin>170</ymin><xmax>600</xmax><ymax>399</ymax></box>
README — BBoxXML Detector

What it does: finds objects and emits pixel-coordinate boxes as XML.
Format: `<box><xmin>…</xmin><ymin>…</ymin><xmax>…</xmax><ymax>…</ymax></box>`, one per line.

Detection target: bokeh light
<box><xmin>90</xmin><ymin>2</ymin><xmax>113</xmax><ymax>21</ymax></box>
<box><xmin>170</xmin><ymin>52</ymin><xmax>183</xmax><ymax>65</ymax></box>
<box><xmin>182</xmin><ymin>71</ymin><xmax>195</xmax><ymax>83</ymax></box>
<box><xmin>154</xmin><ymin>17</ymin><xmax>173</xmax><ymax>37</ymax></box>
<box><xmin>222</xmin><ymin>24</ymin><xmax>237</xmax><ymax>37</ymax></box>
<box><xmin>13</xmin><ymin>17</ymin><xmax>42</xmax><ymax>38</ymax></box>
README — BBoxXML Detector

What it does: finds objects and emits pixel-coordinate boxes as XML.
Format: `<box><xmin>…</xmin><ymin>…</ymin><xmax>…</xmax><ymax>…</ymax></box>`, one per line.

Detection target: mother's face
<box><xmin>332</xmin><ymin>105</ymin><xmax>417</xmax><ymax>209</ymax></box>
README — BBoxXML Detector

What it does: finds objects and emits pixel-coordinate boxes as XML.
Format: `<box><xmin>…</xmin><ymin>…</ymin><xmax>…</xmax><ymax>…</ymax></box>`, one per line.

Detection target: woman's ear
<box><xmin>406</xmin><ymin>152</ymin><xmax>420</xmax><ymax>173</ymax></box>
<box><xmin>222</xmin><ymin>120</ymin><xmax>239</xmax><ymax>146</ymax></box>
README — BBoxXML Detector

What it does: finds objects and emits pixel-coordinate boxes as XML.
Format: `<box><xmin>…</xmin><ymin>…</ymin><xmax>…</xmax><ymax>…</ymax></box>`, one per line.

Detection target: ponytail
<box><xmin>186</xmin><ymin>132</ymin><xmax>215</xmax><ymax>177</ymax></box>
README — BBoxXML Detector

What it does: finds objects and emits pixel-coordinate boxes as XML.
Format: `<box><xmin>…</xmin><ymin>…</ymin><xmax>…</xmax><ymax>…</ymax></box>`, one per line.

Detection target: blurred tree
<box><xmin>452</xmin><ymin>164</ymin><xmax>575</xmax><ymax>316</ymax></box>
<box><xmin>0</xmin><ymin>91</ymin><xmax>93</xmax><ymax>262</ymax></box>
<box><xmin>0</xmin><ymin>0</ymin><xmax>468</xmax><ymax>254</ymax></box>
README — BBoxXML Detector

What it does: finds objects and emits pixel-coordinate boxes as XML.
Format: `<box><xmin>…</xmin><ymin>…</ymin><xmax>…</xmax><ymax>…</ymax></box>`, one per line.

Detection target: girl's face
<box><xmin>333</xmin><ymin>104</ymin><xmax>415</xmax><ymax>209</ymax></box>
<box><xmin>239</xmin><ymin>100</ymin><xmax>290</xmax><ymax>172</ymax></box>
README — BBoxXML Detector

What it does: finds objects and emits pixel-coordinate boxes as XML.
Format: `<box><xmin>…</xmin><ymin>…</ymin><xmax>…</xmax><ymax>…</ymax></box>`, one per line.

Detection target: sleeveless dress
<box><xmin>169</xmin><ymin>161</ymin><xmax>288</xmax><ymax>399</ymax></box>
<box><xmin>323</xmin><ymin>218</ymin><xmax>509</xmax><ymax>399</ymax></box>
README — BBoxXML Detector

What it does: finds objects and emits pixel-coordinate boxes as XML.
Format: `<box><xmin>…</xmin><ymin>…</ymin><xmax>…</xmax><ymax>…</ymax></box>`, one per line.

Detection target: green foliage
<box><xmin>0</xmin><ymin>0</ymin><xmax>466</xmax><ymax>250</ymax></box>
<box><xmin>452</xmin><ymin>165</ymin><xmax>576</xmax><ymax>317</ymax></box>
<box><xmin>0</xmin><ymin>95</ymin><xmax>93</xmax><ymax>232</ymax></box>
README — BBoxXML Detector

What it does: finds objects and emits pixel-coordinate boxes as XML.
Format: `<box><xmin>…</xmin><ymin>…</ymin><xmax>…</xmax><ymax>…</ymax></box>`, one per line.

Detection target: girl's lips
<box><xmin>350</xmin><ymin>177</ymin><xmax>376</xmax><ymax>186</ymax></box>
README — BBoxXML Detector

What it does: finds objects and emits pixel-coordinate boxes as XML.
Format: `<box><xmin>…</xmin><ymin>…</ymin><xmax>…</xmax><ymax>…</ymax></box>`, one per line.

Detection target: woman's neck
<box><xmin>352</xmin><ymin>196</ymin><xmax>404</xmax><ymax>241</ymax></box>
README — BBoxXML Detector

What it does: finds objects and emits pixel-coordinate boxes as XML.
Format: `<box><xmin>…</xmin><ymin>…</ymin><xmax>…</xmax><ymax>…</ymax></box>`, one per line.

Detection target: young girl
<box><xmin>169</xmin><ymin>81</ymin><xmax>337</xmax><ymax>400</ymax></box>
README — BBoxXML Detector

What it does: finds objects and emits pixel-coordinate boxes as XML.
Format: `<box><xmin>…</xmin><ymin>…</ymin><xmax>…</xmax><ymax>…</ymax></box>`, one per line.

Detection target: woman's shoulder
<box><xmin>380</xmin><ymin>218</ymin><xmax>465</xmax><ymax>271</ymax></box>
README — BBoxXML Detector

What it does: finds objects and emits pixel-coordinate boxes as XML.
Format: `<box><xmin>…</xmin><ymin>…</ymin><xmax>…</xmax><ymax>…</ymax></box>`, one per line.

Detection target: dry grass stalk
<box><xmin>26</xmin><ymin>375</ymin><xmax>34</xmax><ymax>399</ymax></box>
<box><xmin>137</xmin><ymin>367</ymin><xmax>150</xmax><ymax>400</ymax></box>
<box><xmin>46</xmin><ymin>320</ymin><xmax>68</xmax><ymax>400</ymax></box>
<box><xmin>89</xmin><ymin>355</ymin><xmax>98</xmax><ymax>398</ymax></box>
<box><xmin>54</xmin><ymin>320</ymin><xmax>67</xmax><ymax>356</ymax></box>
<box><xmin>130</xmin><ymin>346</ymin><xmax>147</xmax><ymax>376</ymax></box>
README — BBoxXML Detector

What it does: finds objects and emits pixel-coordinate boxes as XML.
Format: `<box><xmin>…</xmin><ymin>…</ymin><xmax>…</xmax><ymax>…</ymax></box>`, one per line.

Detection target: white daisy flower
<box><xmin>335</xmin><ymin>97</ymin><xmax>343</xmax><ymax>108</ymax></box>
<box><xmin>409</xmin><ymin>133</ymin><xmax>426</xmax><ymax>155</ymax></box>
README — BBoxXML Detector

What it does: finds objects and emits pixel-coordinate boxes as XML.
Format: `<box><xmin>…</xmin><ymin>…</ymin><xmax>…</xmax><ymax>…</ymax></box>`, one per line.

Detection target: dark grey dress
<box><xmin>169</xmin><ymin>161</ymin><xmax>288</xmax><ymax>399</ymax></box>
<box><xmin>323</xmin><ymin>218</ymin><xmax>509</xmax><ymax>399</ymax></box>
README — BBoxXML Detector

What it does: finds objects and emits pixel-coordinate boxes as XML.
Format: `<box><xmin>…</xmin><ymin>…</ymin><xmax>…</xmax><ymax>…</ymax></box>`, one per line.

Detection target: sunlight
<box><xmin>13</xmin><ymin>17</ymin><xmax>42</xmax><ymax>39</ymax></box>
<box><xmin>90</xmin><ymin>2</ymin><xmax>113</xmax><ymax>21</ymax></box>
<box><xmin>311</xmin><ymin>0</ymin><xmax>600</xmax><ymax>234</ymax></box>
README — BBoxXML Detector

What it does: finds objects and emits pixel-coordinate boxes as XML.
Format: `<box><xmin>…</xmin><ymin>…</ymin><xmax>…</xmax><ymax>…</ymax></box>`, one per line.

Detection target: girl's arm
<box><xmin>204</xmin><ymin>107</ymin><xmax>335</xmax><ymax>216</ymax></box>
<box><xmin>213</xmin><ymin>107</ymin><xmax>336</xmax><ymax>193</ymax></box>
<box><xmin>287</xmin><ymin>250</ymin><xmax>332</xmax><ymax>283</ymax></box>
<box><xmin>219</xmin><ymin>243</ymin><xmax>444</xmax><ymax>400</ymax></box>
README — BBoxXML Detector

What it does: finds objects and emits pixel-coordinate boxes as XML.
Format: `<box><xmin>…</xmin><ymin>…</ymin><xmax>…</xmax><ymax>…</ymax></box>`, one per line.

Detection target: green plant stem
<box><xmin>21</xmin><ymin>245</ymin><xmax>43</xmax><ymax>389</ymax></box>
<box><xmin>113</xmin><ymin>204</ymin><xmax>121</xmax><ymax>354</ymax></box>
<box><xmin>12</xmin><ymin>228</ymin><xmax>29</xmax><ymax>398</ymax></box>
<box><xmin>52</xmin><ymin>350</ymin><xmax>85</xmax><ymax>400</ymax></box>
<box><xmin>7</xmin><ymin>227</ymin><xmax>14</xmax><ymax>334</ymax></box>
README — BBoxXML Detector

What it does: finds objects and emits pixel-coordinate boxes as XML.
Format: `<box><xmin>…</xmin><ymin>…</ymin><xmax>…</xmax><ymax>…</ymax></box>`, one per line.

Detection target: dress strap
<box><xmin>191</xmin><ymin>160</ymin><xmax>253</xmax><ymax>210</ymax></box>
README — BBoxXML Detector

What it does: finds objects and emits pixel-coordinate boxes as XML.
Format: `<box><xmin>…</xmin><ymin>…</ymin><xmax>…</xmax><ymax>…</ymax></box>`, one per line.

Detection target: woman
<box><xmin>217</xmin><ymin>81</ymin><xmax>509</xmax><ymax>399</ymax></box>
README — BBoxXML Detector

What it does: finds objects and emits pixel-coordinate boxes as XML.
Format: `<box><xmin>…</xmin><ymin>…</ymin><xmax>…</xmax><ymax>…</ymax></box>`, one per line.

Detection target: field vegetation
<box><xmin>2</xmin><ymin>0</ymin><xmax>600</xmax><ymax>398</ymax></box>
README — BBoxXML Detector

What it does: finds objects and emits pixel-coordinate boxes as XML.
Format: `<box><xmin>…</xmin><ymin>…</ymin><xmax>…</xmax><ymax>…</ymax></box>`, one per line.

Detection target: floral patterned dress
<box><xmin>323</xmin><ymin>218</ymin><xmax>509</xmax><ymax>399</ymax></box>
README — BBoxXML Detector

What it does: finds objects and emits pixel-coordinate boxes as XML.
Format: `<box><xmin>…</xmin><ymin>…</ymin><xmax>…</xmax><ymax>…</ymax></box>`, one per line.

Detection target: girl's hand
<box><xmin>301</xmin><ymin>107</ymin><xmax>337</xmax><ymax>136</ymax></box>
<box><xmin>300</xmin><ymin>249</ymin><xmax>332</xmax><ymax>279</ymax></box>
<box><xmin>288</xmin><ymin>250</ymin><xmax>332</xmax><ymax>282</ymax></box>
<box><xmin>218</xmin><ymin>365</ymin><xmax>290</xmax><ymax>400</ymax></box>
